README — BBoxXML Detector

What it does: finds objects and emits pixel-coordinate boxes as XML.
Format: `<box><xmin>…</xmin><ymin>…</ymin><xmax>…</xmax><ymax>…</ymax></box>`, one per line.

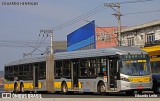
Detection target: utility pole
<box><xmin>40</xmin><ymin>29</ymin><xmax>54</xmax><ymax>54</ymax></box>
<box><xmin>40</xmin><ymin>29</ymin><xmax>55</xmax><ymax>92</ymax></box>
<box><xmin>104</xmin><ymin>2</ymin><xmax>123</xmax><ymax>46</ymax></box>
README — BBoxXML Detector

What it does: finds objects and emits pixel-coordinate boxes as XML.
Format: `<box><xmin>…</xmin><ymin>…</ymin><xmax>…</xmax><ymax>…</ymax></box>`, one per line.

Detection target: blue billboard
<box><xmin>67</xmin><ymin>20</ymin><xmax>96</xmax><ymax>51</ymax></box>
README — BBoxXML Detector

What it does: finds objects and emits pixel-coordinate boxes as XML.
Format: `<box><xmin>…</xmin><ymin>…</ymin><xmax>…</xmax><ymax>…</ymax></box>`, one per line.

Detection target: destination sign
<box><xmin>121</xmin><ymin>54</ymin><xmax>147</xmax><ymax>60</ymax></box>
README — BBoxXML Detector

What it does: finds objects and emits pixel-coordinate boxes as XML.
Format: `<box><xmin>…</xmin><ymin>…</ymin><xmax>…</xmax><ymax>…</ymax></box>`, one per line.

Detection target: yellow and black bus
<box><xmin>142</xmin><ymin>45</ymin><xmax>160</xmax><ymax>94</ymax></box>
<box><xmin>4</xmin><ymin>46</ymin><xmax>152</xmax><ymax>95</ymax></box>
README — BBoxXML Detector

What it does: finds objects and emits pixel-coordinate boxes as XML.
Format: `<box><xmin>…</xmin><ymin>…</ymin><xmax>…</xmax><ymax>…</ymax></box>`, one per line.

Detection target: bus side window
<box><xmin>55</xmin><ymin>61</ymin><xmax>63</xmax><ymax>78</ymax></box>
<box><xmin>80</xmin><ymin>59</ymin><xmax>87</xmax><ymax>77</ymax></box>
<box><xmin>97</xmin><ymin>58</ymin><xmax>107</xmax><ymax>76</ymax></box>
<box><xmin>102</xmin><ymin>66</ymin><xmax>107</xmax><ymax>76</ymax></box>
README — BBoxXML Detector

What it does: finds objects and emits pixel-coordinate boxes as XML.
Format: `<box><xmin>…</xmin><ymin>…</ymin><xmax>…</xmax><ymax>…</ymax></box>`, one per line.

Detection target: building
<box><xmin>96</xmin><ymin>27</ymin><xmax>118</xmax><ymax>48</ymax></box>
<box><xmin>67</xmin><ymin>19</ymin><xmax>160</xmax><ymax>50</ymax></box>
<box><xmin>53</xmin><ymin>41</ymin><xmax>67</xmax><ymax>53</ymax></box>
<box><xmin>67</xmin><ymin>20</ymin><xmax>119</xmax><ymax>51</ymax></box>
<box><xmin>67</xmin><ymin>20</ymin><xmax>96</xmax><ymax>51</ymax></box>
<box><xmin>120</xmin><ymin>20</ymin><xmax>160</xmax><ymax>48</ymax></box>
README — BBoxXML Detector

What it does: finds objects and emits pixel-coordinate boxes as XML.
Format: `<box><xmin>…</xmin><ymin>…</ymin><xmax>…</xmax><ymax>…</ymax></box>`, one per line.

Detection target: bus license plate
<box><xmin>137</xmin><ymin>86</ymin><xmax>144</xmax><ymax>89</ymax></box>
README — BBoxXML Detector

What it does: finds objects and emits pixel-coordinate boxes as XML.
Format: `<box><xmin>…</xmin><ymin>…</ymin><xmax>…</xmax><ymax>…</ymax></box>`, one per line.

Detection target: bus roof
<box><xmin>5</xmin><ymin>46</ymin><xmax>147</xmax><ymax>66</ymax></box>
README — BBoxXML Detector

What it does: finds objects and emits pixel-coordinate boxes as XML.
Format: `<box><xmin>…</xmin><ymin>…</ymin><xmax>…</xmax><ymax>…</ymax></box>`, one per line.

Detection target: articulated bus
<box><xmin>4</xmin><ymin>46</ymin><xmax>152</xmax><ymax>95</ymax></box>
<box><xmin>142</xmin><ymin>45</ymin><xmax>160</xmax><ymax>94</ymax></box>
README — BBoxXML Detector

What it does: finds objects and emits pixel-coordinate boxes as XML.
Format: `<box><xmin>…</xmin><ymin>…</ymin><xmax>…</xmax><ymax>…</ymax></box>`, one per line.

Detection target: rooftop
<box><xmin>121</xmin><ymin>20</ymin><xmax>160</xmax><ymax>33</ymax></box>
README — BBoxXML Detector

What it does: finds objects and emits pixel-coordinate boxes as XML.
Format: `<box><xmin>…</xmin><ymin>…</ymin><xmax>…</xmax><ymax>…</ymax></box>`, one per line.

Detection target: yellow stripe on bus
<box><xmin>54</xmin><ymin>82</ymin><xmax>82</xmax><ymax>89</ymax></box>
<box><xmin>79</xmin><ymin>82</ymin><xmax>82</xmax><ymax>88</ymax></box>
<box><xmin>66</xmin><ymin>82</ymin><xmax>71</xmax><ymax>88</ymax></box>
<box><xmin>24</xmin><ymin>82</ymin><xmax>42</xmax><ymax>89</ymax></box>
<box><xmin>4</xmin><ymin>81</ymin><xmax>82</xmax><ymax>89</ymax></box>
<box><xmin>4</xmin><ymin>84</ymin><xmax>14</xmax><ymax>89</ymax></box>
<box><xmin>4</xmin><ymin>82</ymin><xmax>42</xmax><ymax>89</ymax></box>
<box><xmin>128</xmin><ymin>76</ymin><xmax>150</xmax><ymax>82</ymax></box>
<box><xmin>54</xmin><ymin>82</ymin><xmax>61</xmax><ymax>88</ymax></box>
<box><xmin>137</xmin><ymin>60</ymin><xmax>146</xmax><ymax>62</ymax></box>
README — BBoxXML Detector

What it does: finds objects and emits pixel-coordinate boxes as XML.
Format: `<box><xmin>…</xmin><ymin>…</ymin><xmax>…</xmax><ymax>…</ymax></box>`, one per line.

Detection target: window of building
<box><xmin>146</xmin><ymin>33</ymin><xmax>155</xmax><ymax>43</ymax></box>
<box><xmin>141</xmin><ymin>35</ymin><xmax>143</xmax><ymax>40</ymax></box>
<box><xmin>96</xmin><ymin>32</ymin><xmax>111</xmax><ymax>42</ymax></box>
<box><xmin>127</xmin><ymin>37</ymin><xmax>134</xmax><ymax>46</ymax></box>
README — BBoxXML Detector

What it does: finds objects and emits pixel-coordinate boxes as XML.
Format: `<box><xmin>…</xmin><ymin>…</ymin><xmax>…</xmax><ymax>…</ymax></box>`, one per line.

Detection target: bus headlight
<box><xmin>150</xmin><ymin>77</ymin><xmax>152</xmax><ymax>81</ymax></box>
<box><xmin>121</xmin><ymin>77</ymin><xmax>130</xmax><ymax>82</ymax></box>
<box><xmin>128</xmin><ymin>78</ymin><xmax>133</xmax><ymax>82</ymax></box>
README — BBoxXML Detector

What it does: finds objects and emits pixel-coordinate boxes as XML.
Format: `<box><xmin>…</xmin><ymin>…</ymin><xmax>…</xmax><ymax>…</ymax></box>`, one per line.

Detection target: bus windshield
<box><xmin>120</xmin><ymin>59</ymin><xmax>151</xmax><ymax>76</ymax></box>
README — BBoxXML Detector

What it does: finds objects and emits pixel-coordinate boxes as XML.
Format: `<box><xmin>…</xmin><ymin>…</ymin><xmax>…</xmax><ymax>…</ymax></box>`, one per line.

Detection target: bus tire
<box><xmin>125</xmin><ymin>90</ymin><xmax>134</xmax><ymax>96</ymax></box>
<box><xmin>61</xmin><ymin>82</ymin><xmax>68</xmax><ymax>94</ymax></box>
<box><xmin>20</xmin><ymin>83</ymin><xmax>24</xmax><ymax>93</ymax></box>
<box><xmin>98</xmin><ymin>82</ymin><xmax>105</xmax><ymax>93</ymax></box>
<box><xmin>13</xmin><ymin>83</ymin><xmax>19</xmax><ymax>93</ymax></box>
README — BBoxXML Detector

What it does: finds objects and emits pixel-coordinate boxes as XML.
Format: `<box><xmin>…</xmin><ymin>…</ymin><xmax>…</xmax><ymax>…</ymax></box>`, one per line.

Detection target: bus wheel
<box><xmin>98</xmin><ymin>82</ymin><xmax>105</xmax><ymax>93</ymax></box>
<box><xmin>125</xmin><ymin>90</ymin><xmax>134</xmax><ymax>96</ymax></box>
<box><xmin>61</xmin><ymin>82</ymin><xmax>68</xmax><ymax>94</ymax></box>
<box><xmin>13</xmin><ymin>83</ymin><xmax>19</xmax><ymax>93</ymax></box>
<box><xmin>20</xmin><ymin>83</ymin><xmax>24</xmax><ymax>93</ymax></box>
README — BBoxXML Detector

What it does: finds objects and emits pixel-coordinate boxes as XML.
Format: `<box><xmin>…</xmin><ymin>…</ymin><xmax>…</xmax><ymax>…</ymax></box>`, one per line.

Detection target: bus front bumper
<box><xmin>120</xmin><ymin>81</ymin><xmax>152</xmax><ymax>91</ymax></box>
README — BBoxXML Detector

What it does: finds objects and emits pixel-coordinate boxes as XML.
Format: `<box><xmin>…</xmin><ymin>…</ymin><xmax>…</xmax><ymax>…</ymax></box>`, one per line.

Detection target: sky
<box><xmin>0</xmin><ymin>0</ymin><xmax>160</xmax><ymax>71</ymax></box>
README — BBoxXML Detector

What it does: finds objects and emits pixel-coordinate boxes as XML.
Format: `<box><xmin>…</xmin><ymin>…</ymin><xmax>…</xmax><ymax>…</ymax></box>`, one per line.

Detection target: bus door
<box><xmin>107</xmin><ymin>57</ymin><xmax>118</xmax><ymax>90</ymax></box>
<box><xmin>33</xmin><ymin>64</ymin><xmax>39</xmax><ymax>89</ymax></box>
<box><xmin>71</xmin><ymin>59</ymin><xmax>79</xmax><ymax>90</ymax></box>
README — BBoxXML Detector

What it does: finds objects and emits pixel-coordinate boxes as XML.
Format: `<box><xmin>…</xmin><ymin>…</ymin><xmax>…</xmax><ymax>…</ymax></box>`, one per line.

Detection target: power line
<box><xmin>0</xmin><ymin>40</ymin><xmax>66</xmax><ymax>46</ymax></box>
<box><xmin>49</xmin><ymin>0</ymin><xmax>155</xmax><ymax>32</ymax></box>
<box><xmin>30</xmin><ymin>35</ymin><xmax>48</xmax><ymax>54</ymax></box>
<box><xmin>0</xmin><ymin>44</ymin><xmax>47</xmax><ymax>48</ymax></box>
<box><xmin>124</xmin><ymin>9</ymin><xmax>160</xmax><ymax>15</ymax></box>
<box><xmin>120</xmin><ymin>0</ymin><xmax>155</xmax><ymax>4</ymax></box>
<box><xmin>31</xmin><ymin>32</ymin><xmax>41</xmax><ymax>52</ymax></box>
<box><xmin>1</xmin><ymin>0</ymin><xmax>157</xmax><ymax>48</ymax></box>
<box><xmin>47</xmin><ymin>4</ymin><xmax>105</xmax><ymax>31</ymax></box>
